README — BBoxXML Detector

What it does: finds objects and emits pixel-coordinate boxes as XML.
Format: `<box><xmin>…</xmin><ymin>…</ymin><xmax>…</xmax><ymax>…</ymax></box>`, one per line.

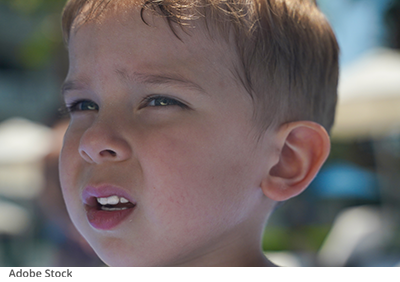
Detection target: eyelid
<box><xmin>141</xmin><ymin>95</ymin><xmax>188</xmax><ymax>108</ymax></box>
<box><xmin>65</xmin><ymin>99</ymin><xmax>99</xmax><ymax>113</ymax></box>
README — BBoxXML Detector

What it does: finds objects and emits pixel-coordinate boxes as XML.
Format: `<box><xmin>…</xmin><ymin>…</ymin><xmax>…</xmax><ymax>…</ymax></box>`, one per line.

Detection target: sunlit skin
<box><xmin>59</xmin><ymin>3</ymin><xmax>330</xmax><ymax>267</ymax></box>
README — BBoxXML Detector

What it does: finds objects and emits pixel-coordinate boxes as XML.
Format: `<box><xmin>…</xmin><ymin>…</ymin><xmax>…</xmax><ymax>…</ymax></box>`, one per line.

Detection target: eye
<box><xmin>144</xmin><ymin>95</ymin><xmax>187</xmax><ymax>108</ymax></box>
<box><xmin>66</xmin><ymin>99</ymin><xmax>99</xmax><ymax>113</ymax></box>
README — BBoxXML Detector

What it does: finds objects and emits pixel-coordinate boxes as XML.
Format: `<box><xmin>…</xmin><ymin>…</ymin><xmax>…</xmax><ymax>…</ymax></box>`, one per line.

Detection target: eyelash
<box><xmin>141</xmin><ymin>95</ymin><xmax>187</xmax><ymax>109</ymax></box>
<box><xmin>64</xmin><ymin>99</ymin><xmax>99</xmax><ymax>113</ymax></box>
<box><xmin>62</xmin><ymin>95</ymin><xmax>187</xmax><ymax>115</ymax></box>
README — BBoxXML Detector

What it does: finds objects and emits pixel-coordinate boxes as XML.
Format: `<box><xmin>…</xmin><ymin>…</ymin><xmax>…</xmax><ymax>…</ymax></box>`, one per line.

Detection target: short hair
<box><xmin>62</xmin><ymin>0</ymin><xmax>339</xmax><ymax>133</ymax></box>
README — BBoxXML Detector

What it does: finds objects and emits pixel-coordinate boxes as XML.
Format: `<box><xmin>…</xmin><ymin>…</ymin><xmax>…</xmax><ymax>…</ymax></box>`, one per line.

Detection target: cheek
<box><xmin>59</xmin><ymin>127</ymin><xmax>79</xmax><ymax>183</ymax></box>
<box><xmin>59</xmin><ymin>128</ymin><xmax>84</xmax><ymax>217</ymax></box>
<box><xmin>59</xmin><ymin>142</ymin><xmax>96</xmax><ymax>243</ymax></box>
<box><xmin>138</xmin><ymin>124</ymin><xmax>257</xmax><ymax>229</ymax></box>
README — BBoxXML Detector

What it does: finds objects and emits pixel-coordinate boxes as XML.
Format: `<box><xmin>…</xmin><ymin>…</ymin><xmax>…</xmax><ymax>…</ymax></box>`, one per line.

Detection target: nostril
<box><xmin>79</xmin><ymin>134</ymin><xmax>131</xmax><ymax>163</ymax></box>
<box><xmin>100</xmin><ymin>149</ymin><xmax>117</xmax><ymax>157</ymax></box>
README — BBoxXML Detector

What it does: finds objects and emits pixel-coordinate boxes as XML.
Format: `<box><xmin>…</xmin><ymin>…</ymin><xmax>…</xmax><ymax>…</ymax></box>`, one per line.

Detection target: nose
<box><xmin>78</xmin><ymin>119</ymin><xmax>132</xmax><ymax>164</ymax></box>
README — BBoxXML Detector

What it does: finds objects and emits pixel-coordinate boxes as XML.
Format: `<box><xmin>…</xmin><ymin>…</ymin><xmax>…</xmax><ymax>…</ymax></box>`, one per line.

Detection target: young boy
<box><xmin>59</xmin><ymin>0</ymin><xmax>339</xmax><ymax>266</ymax></box>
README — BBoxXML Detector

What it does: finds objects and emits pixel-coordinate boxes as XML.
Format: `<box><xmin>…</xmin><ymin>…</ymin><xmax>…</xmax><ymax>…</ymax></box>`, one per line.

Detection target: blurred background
<box><xmin>0</xmin><ymin>0</ymin><xmax>399</xmax><ymax>267</ymax></box>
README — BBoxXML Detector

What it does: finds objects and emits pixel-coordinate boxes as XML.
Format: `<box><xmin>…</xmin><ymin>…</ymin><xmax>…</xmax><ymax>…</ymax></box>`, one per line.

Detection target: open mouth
<box><xmin>84</xmin><ymin>193</ymin><xmax>136</xmax><ymax>230</ymax></box>
<box><xmin>95</xmin><ymin>195</ymin><xmax>136</xmax><ymax>211</ymax></box>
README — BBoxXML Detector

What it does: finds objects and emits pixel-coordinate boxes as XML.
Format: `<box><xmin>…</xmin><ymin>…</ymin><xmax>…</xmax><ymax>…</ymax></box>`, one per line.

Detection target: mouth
<box><xmin>95</xmin><ymin>195</ymin><xmax>136</xmax><ymax>211</ymax></box>
<box><xmin>83</xmin><ymin>186</ymin><xmax>136</xmax><ymax>230</ymax></box>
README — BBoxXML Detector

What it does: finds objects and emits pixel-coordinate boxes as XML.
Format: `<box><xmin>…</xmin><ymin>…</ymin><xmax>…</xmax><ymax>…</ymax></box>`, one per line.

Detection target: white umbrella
<box><xmin>331</xmin><ymin>48</ymin><xmax>400</xmax><ymax>140</ymax></box>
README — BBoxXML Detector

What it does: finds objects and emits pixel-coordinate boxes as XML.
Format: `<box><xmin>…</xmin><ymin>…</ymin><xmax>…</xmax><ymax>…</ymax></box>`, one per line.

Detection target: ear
<box><xmin>261</xmin><ymin>121</ymin><xmax>330</xmax><ymax>201</ymax></box>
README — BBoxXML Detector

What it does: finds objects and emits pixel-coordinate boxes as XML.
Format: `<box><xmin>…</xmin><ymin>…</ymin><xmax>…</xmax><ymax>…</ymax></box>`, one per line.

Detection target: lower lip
<box><xmin>86</xmin><ymin>206</ymin><xmax>135</xmax><ymax>230</ymax></box>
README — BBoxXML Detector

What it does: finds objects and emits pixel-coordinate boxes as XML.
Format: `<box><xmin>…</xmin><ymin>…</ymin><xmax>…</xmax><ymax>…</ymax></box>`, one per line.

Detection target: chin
<box><xmin>89</xmin><ymin>240</ymin><xmax>159</xmax><ymax>267</ymax></box>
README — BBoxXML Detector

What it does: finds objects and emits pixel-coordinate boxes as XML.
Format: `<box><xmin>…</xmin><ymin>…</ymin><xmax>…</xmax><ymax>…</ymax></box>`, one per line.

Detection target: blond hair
<box><xmin>62</xmin><ymin>0</ymin><xmax>339</xmax><ymax>132</ymax></box>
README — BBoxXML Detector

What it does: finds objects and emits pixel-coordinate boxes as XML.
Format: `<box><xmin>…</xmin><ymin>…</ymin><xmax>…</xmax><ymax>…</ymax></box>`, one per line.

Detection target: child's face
<box><xmin>60</xmin><ymin>6</ymin><xmax>275</xmax><ymax>266</ymax></box>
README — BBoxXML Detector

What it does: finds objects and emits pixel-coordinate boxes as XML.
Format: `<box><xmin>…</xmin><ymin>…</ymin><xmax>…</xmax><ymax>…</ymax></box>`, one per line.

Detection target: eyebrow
<box><xmin>61</xmin><ymin>70</ymin><xmax>207</xmax><ymax>96</ymax></box>
<box><xmin>61</xmin><ymin>80</ymin><xmax>87</xmax><ymax>96</ymax></box>
<box><xmin>115</xmin><ymin>69</ymin><xmax>207</xmax><ymax>94</ymax></box>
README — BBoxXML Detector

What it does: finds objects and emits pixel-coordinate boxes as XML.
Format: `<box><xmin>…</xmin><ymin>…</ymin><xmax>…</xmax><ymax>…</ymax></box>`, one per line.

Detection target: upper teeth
<box><xmin>97</xmin><ymin>195</ymin><xmax>130</xmax><ymax>205</ymax></box>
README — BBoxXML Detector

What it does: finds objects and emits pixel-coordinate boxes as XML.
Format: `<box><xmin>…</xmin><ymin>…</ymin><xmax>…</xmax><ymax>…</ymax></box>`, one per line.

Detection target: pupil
<box><xmin>82</xmin><ymin>101</ymin><xmax>97</xmax><ymax>110</ymax></box>
<box><xmin>157</xmin><ymin>98</ymin><xmax>169</xmax><ymax>106</ymax></box>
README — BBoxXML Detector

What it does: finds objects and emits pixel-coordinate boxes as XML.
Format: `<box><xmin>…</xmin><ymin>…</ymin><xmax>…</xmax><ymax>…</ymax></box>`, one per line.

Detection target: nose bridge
<box><xmin>79</xmin><ymin>112</ymin><xmax>132</xmax><ymax>164</ymax></box>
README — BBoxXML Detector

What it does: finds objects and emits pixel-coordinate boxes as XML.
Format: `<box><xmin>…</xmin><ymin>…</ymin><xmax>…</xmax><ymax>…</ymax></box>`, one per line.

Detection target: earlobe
<box><xmin>261</xmin><ymin>121</ymin><xmax>331</xmax><ymax>201</ymax></box>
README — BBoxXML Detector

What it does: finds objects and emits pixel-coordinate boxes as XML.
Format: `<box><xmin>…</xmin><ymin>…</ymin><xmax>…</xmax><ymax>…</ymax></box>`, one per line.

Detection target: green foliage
<box><xmin>17</xmin><ymin>12</ymin><xmax>64</xmax><ymax>69</ymax></box>
<box><xmin>262</xmin><ymin>227</ymin><xmax>291</xmax><ymax>251</ymax></box>
<box><xmin>262</xmin><ymin>225</ymin><xmax>331</xmax><ymax>252</ymax></box>
<box><xmin>0</xmin><ymin>0</ymin><xmax>66</xmax><ymax>69</ymax></box>
<box><xmin>0</xmin><ymin>0</ymin><xmax>65</xmax><ymax>15</ymax></box>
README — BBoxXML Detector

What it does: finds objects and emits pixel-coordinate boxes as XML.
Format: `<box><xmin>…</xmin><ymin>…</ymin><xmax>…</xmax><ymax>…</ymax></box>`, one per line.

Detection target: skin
<box><xmin>59</xmin><ymin>4</ymin><xmax>315</xmax><ymax>267</ymax></box>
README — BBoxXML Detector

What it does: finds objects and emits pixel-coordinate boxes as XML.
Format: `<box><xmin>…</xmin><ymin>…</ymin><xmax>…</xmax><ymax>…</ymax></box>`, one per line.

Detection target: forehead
<box><xmin>68</xmin><ymin>4</ymin><xmax>237</xmax><ymax>83</ymax></box>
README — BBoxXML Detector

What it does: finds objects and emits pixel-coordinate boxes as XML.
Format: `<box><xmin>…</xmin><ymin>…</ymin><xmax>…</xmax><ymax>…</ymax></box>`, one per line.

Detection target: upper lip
<box><xmin>82</xmin><ymin>184</ymin><xmax>136</xmax><ymax>207</ymax></box>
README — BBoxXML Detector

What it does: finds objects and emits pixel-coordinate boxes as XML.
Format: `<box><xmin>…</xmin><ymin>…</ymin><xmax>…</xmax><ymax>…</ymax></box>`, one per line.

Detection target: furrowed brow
<box><xmin>115</xmin><ymin>69</ymin><xmax>207</xmax><ymax>94</ymax></box>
